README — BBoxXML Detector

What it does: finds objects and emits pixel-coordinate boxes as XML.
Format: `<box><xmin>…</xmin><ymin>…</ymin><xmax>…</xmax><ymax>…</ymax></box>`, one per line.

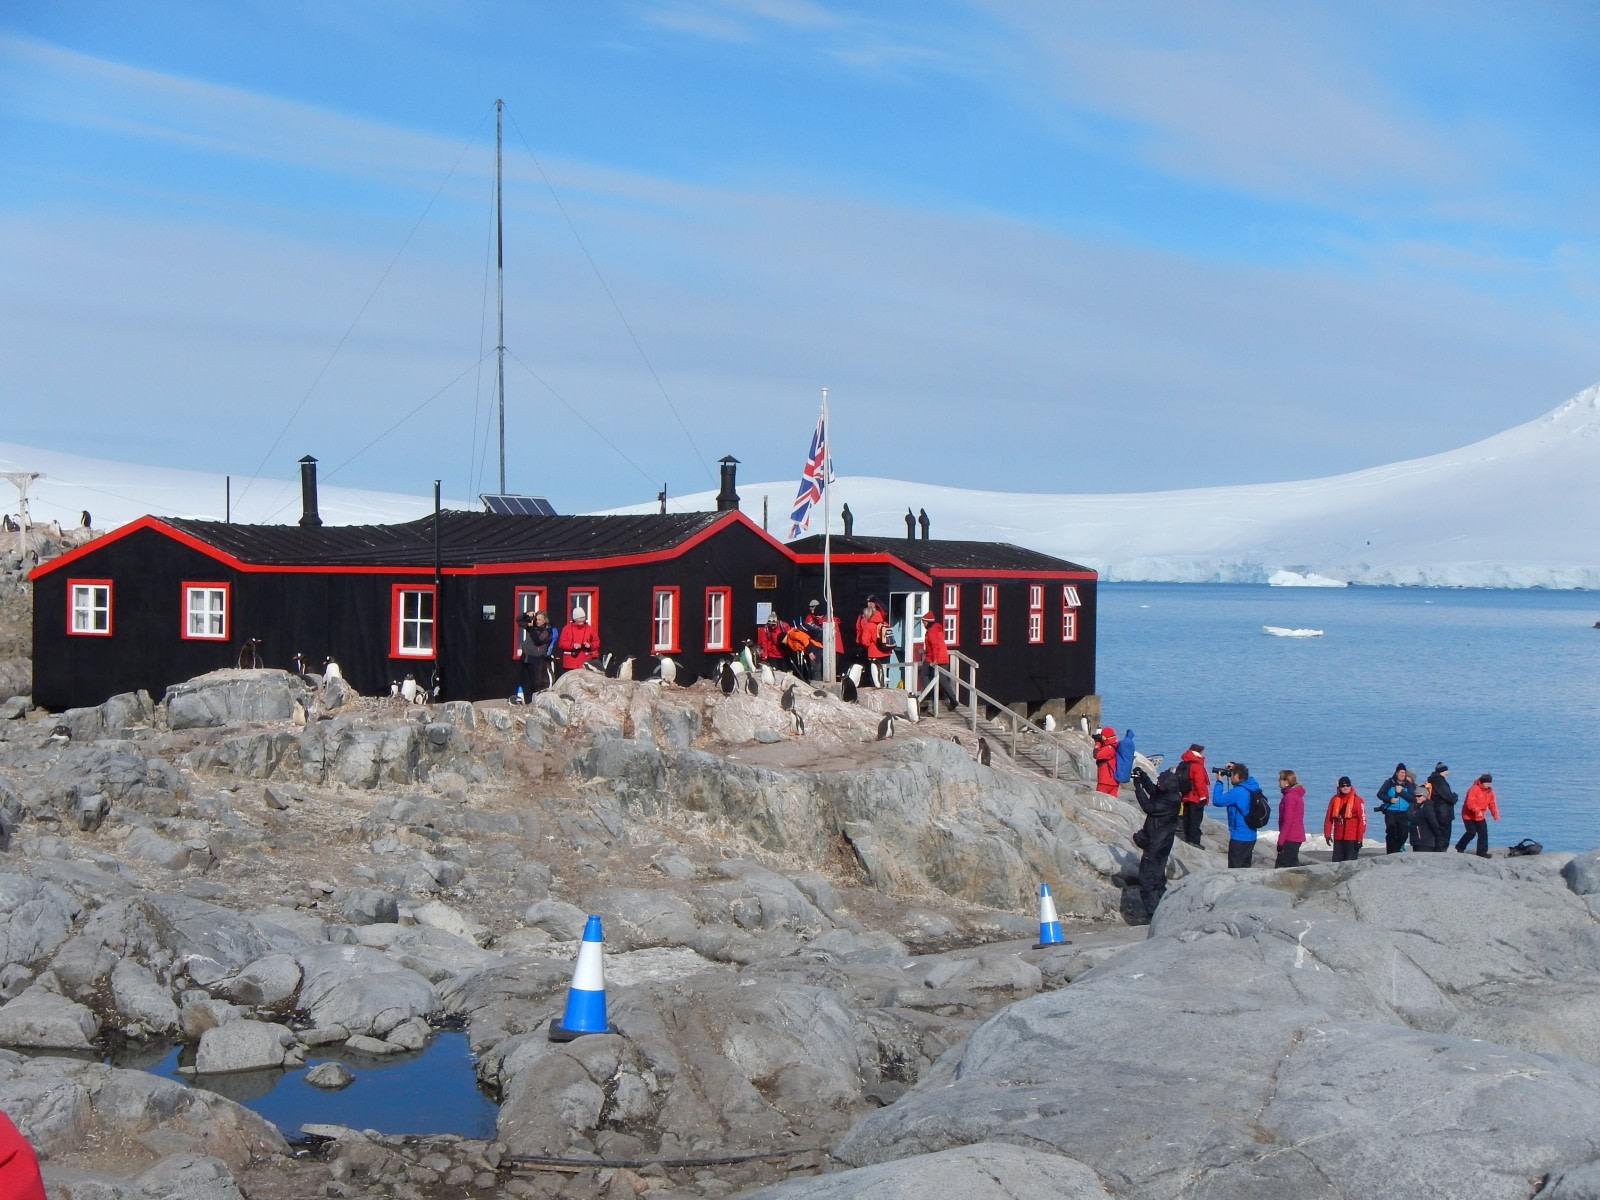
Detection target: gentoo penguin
<box><xmin>719</xmin><ymin>663</ymin><xmax>738</xmax><ymax>696</ymax></box>
<box><xmin>744</xmin><ymin>670</ymin><xmax>759</xmax><ymax>697</ymax></box>
<box><xmin>323</xmin><ymin>657</ymin><xmax>343</xmax><ymax>683</ymax></box>
<box><xmin>652</xmin><ymin>656</ymin><xmax>678</xmax><ymax>685</ymax></box>
<box><xmin>400</xmin><ymin>675</ymin><xmax>419</xmax><ymax>703</ymax></box>
<box><xmin>841</xmin><ymin>675</ymin><xmax>858</xmax><ymax>704</ymax></box>
<box><xmin>1043</xmin><ymin>714</ymin><xmax>1057</xmax><ymax>732</ymax></box>
<box><xmin>792</xmin><ymin>711</ymin><xmax>806</xmax><ymax>736</ymax></box>
<box><xmin>977</xmin><ymin>737</ymin><xmax>991</xmax><ymax>767</ymax></box>
<box><xmin>876</xmin><ymin>713</ymin><xmax>897</xmax><ymax>741</ymax></box>
<box><xmin>781</xmin><ymin>682</ymin><xmax>798</xmax><ymax>712</ymax></box>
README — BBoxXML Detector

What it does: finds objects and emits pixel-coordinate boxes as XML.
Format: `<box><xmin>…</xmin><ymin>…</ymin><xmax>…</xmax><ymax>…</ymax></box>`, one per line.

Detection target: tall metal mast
<box><xmin>495</xmin><ymin>98</ymin><xmax>507</xmax><ymax>494</ymax></box>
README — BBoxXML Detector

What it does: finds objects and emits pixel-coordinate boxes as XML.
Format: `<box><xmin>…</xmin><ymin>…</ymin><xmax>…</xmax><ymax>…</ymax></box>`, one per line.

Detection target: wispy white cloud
<box><xmin>0</xmin><ymin>34</ymin><xmax>481</xmax><ymax>191</ymax></box>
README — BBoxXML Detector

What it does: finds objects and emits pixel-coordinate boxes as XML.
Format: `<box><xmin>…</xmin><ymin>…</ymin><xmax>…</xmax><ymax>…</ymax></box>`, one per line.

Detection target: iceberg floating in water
<box><xmin>1263</xmin><ymin>625</ymin><xmax>1324</xmax><ymax>638</ymax></box>
<box><xmin>1268</xmin><ymin>569</ymin><xmax>1348</xmax><ymax>587</ymax></box>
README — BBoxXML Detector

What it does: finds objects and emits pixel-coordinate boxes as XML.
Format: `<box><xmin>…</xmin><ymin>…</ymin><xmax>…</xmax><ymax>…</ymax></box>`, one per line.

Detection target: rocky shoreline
<box><xmin>4</xmin><ymin>597</ymin><xmax>1600</xmax><ymax>1198</ymax></box>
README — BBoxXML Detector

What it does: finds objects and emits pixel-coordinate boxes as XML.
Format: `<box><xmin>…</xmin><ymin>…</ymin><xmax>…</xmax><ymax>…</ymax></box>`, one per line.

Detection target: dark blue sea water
<box><xmin>1097</xmin><ymin>584</ymin><xmax>1600</xmax><ymax>853</ymax></box>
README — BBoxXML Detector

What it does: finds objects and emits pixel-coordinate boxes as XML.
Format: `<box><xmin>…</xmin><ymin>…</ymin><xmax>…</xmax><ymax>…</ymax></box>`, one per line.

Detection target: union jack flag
<box><xmin>788</xmin><ymin>407</ymin><xmax>830</xmax><ymax>540</ymax></box>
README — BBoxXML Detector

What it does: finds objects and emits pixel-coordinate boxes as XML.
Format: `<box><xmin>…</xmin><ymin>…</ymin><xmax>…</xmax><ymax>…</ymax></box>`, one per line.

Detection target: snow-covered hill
<box><xmin>615</xmin><ymin>383</ymin><xmax>1600</xmax><ymax>589</ymax></box>
<box><xmin>0</xmin><ymin>444</ymin><xmax>457</xmax><ymax>530</ymax></box>
<box><xmin>6</xmin><ymin>384</ymin><xmax>1598</xmax><ymax>588</ymax></box>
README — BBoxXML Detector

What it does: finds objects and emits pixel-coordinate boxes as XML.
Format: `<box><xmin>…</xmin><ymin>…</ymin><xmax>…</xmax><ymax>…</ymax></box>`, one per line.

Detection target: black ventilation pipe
<box><xmin>716</xmin><ymin>456</ymin><xmax>740</xmax><ymax>512</ymax></box>
<box><xmin>918</xmin><ymin>508</ymin><xmax>930</xmax><ymax>540</ymax></box>
<box><xmin>841</xmin><ymin>503</ymin><xmax>854</xmax><ymax>537</ymax></box>
<box><xmin>298</xmin><ymin>456</ymin><xmax>323</xmax><ymax>528</ymax></box>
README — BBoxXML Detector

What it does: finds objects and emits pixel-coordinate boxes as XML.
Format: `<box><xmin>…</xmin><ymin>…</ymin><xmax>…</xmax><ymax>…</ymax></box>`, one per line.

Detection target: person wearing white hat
<box><xmin>557</xmin><ymin>605</ymin><xmax>600</xmax><ymax>673</ymax></box>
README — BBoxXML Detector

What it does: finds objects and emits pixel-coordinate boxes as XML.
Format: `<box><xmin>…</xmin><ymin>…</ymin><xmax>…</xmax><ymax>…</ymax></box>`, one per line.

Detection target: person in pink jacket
<box><xmin>1455</xmin><ymin>773</ymin><xmax>1499</xmax><ymax>857</ymax></box>
<box><xmin>1275</xmin><ymin>770</ymin><xmax>1306</xmax><ymax>867</ymax></box>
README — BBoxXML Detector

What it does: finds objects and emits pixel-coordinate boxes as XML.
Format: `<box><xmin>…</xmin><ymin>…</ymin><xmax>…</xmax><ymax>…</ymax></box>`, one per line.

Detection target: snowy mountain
<box><xmin>614</xmin><ymin>383</ymin><xmax>1600</xmax><ymax>589</ymax></box>
<box><xmin>5</xmin><ymin>384</ymin><xmax>1597</xmax><ymax>589</ymax></box>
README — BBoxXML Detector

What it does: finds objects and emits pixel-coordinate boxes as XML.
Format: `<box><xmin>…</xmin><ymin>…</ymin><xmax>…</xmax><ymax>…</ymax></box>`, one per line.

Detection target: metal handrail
<box><xmin>920</xmin><ymin>653</ymin><xmax>1093</xmax><ymax>782</ymax></box>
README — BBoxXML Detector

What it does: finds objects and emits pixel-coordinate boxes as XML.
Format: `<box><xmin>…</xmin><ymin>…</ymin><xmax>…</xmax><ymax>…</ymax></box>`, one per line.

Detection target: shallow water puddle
<box><xmin>128</xmin><ymin>1031</ymin><xmax>499</xmax><ymax>1139</ymax></box>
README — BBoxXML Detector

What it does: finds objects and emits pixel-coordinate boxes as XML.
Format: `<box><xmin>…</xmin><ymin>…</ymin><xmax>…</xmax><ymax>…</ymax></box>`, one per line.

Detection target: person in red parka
<box><xmin>1455</xmin><ymin>773</ymin><xmax>1499</xmax><ymax>857</ymax></box>
<box><xmin>1178</xmin><ymin>743</ymin><xmax>1209</xmax><ymax>847</ymax></box>
<box><xmin>756</xmin><ymin>613</ymin><xmax>793</xmax><ymax>671</ymax></box>
<box><xmin>0</xmin><ymin>1111</ymin><xmax>46</xmax><ymax>1200</ymax></box>
<box><xmin>1323</xmin><ymin>775</ymin><xmax>1367</xmax><ymax>861</ymax></box>
<box><xmin>1093</xmin><ymin>727</ymin><xmax>1120</xmax><ymax>796</ymax></box>
<box><xmin>916</xmin><ymin>611</ymin><xmax>958</xmax><ymax>712</ymax></box>
<box><xmin>856</xmin><ymin>598</ymin><xmax>891</xmax><ymax>687</ymax></box>
<box><xmin>557</xmin><ymin>606</ymin><xmax>600</xmax><ymax>672</ymax></box>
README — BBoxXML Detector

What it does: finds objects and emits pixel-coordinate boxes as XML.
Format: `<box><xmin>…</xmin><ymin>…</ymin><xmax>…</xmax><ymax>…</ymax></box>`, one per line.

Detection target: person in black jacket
<box><xmin>1132</xmin><ymin>762</ymin><xmax>1190</xmax><ymax>919</ymax></box>
<box><xmin>1417</xmin><ymin>762</ymin><xmax>1458</xmax><ymax>852</ymax></box>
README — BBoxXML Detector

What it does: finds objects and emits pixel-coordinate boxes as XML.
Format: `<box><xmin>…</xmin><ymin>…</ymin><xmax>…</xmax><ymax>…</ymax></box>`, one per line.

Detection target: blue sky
<box><xmin>2</xmin><ymin>1</ymin><xmax>1597</xmax><ymax>519</ymax></box>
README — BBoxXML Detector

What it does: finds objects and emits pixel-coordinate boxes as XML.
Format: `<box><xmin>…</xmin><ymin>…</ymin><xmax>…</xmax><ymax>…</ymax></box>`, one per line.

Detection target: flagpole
<box><xmin>820</xmin><ymin>387</ymin><xmax>836</xmax><ymax>683</ymax></box>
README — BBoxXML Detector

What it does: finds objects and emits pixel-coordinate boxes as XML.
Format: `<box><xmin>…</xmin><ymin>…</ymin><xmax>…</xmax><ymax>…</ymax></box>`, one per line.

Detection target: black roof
<box><xmin>162</xmin><ymin>511</ymin><xmax>726</xmax><ymax>567</ymax></box>
<box><xmin>787</xmin><ymin>534</ymin><xmax>1092</xmax><ymax>574</ymax></box>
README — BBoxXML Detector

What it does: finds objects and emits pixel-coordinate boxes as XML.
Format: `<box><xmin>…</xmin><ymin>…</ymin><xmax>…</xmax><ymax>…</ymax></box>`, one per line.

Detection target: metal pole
<box><xmin>820</xmin><ymin>387</ymin><xmax>836</xmax><ymax>684</ymax></box>
<box><xmin>495</xmin><ymin>98</ymin><xmax>506</xmax><ymax>494</ymax></box>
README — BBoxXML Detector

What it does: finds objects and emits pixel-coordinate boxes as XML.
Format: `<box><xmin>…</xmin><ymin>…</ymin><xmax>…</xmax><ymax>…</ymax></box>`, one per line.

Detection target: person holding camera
<box><xmin>1375</xmin><ymin>762</ymin><xmax>1417</xmax><ymax>854</ymax></box>
<box><xmin>514</xmin><ymin>608</ymin><xmax>556</xmax><ymax>698</ymax></box>
<box><xmin>1132</xmin><ymin>762</ymin><xmax>1190</xmax><ymax>917</ymax></box>
<box><xmin>557</xmin><ymin>605</ymin><xmax>600</xmax><ymax>673</ymax></box>
<box><xmin>1210</xmin><ymin>760</ymin><xmax>1262</xmax><ymax>869</ymax></box>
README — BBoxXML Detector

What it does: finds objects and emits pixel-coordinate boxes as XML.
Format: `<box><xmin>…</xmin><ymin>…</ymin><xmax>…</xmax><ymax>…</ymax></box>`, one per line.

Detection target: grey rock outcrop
<box><xmin>832</xmin><ymin>854</ymin><xmax>1600</xmax><ymax>1199</ymax></box>
<box><xmin>162</xmin><ymin>670</ymin><xmax>309</xmax><ymax>730</ymax></box>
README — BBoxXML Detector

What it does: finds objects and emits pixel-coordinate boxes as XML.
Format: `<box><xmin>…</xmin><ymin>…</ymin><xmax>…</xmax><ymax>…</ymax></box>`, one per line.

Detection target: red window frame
<box><xmin>704</xmin><ymin>586</ymin><xmax>732</xmax><ymax>652</ymax></box>
<box><xmin>391</xmin><ymin>583</ymin><xmax>437</xmax><ymax>659</ymax></box>
<box><xmin>1027</xmin><ymin>584</ymin><xmax>1044</xmax><ymax>644</ymax></box>
<box><xmin>1062</xmin><ymin>585</ymin><xmax>1081</xmax><ymax>643</ymax></box>
<box><xmin>512</xmin><ymin>586</ymin><xmax>547</xmax><ymax>656</ymax></box>
<box><xmin>67</xmin><ymin>578</ymin><xmax>113</xmax><ymax>637</ymax></box>
<box><xmin>942</xmin><ymin>583</ymin><xmax>960</xmax><ymax>646</ymax></box>
<box><xmin>980</xmin><ymin>584</ymin><xmax>998</xmax><ymax>645</ymax></box>
<box><xmin>567</xmin><ymin>587</ymin><xmax>599</xmax><ymax>630</ymax></box>
<box><xmin>651</xmin><ymin>586</ymin><xmax>680</xmax><ymax>654</ymax></box>
<box><xmin>180</xmin><ymin>580</ymin><xmax>230</xmax><ymax>641</ymax></box>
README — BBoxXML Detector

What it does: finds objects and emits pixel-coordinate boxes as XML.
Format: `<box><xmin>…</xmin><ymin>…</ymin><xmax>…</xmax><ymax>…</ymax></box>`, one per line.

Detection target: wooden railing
<box><xmin>900</xmin><ymin>652</ymin><xmax>1093</xmax><ymax>783</ymax></box>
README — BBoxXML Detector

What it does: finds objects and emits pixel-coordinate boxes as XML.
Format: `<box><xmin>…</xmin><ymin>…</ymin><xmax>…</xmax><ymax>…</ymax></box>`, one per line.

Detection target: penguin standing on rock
<box><xmin>781</xmin><ymin>682</ymin><xmax>798</xmax><ymax>712</ymax></box>
<box><xmin>719</xmin><ymin>663</ymin><xmax>738</xmax><ymax>695</ymax></box>
<box><xmin>791</xmin><ymin>711</ymin><xmax>806</xmax><ymax>737</ymax></box>
<box><xmin>876</xmin><ymin>713</ymin><xmax>897</xmax><ymax>741</ymax></box>
<box><xmin>977</xmin><ymin>737</ymin><xmax>991</xmax><ymax>766</ymax></box>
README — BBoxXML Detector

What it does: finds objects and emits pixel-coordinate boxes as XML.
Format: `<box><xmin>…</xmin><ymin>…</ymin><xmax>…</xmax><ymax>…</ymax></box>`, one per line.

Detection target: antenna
<box><xmin>495</xmin><ymin>97</ymin><xmax>507</xmax><ymax>494</ymax></box>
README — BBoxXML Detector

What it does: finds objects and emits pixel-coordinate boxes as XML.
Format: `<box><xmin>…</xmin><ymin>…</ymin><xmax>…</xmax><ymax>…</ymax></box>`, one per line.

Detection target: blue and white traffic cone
<box><xmin>549</xmin><ymin>914</ymin><xmax>614</xmax><ymax>1041</ymax></box>
<box><xmin>1032</xmin><ymin>882</ymin><xmax>1065</xmax><ymax>949</ymax></box>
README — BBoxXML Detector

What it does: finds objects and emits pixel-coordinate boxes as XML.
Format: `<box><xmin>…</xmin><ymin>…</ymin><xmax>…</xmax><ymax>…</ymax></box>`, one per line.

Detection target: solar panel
<box><xmin>480</xmin><ymin>494</ymin><xmax>557</xmax><ymax>516</ymax></box>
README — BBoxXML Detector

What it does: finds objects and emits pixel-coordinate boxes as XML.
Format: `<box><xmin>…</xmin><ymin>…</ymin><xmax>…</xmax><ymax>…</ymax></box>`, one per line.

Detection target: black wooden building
<box><xmin>30</xmin><ymin>508</ymin><xmax>799</xmax><ymax>710</ymax></box>
<box><xmin>787</xmin><ymin>534</ymin><xmax>1098</xmax><ymax>723</ymax></box>
<box><xmin>30</xmin><ymin>459</ymin><xmax>1099</xmax><ymax>716</ymax></box>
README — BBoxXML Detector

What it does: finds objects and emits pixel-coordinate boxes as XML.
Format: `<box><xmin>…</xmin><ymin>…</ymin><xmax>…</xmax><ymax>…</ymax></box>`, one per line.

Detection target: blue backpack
<box><xmin>1113</xmin><ymin>730</ymin><xmax>1136</xmax><ymax>783</ymax></box>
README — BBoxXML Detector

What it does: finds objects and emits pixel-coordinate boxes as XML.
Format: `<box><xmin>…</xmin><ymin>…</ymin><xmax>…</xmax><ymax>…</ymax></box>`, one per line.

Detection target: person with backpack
<box><xmin>1093</xmin><ymin>728</ymin><xmax>1120</xmax><ymax>796</ymax></box>
<box><xmin>1324</xmin><ymin>775</ymin><xmax>1367</xmax><ymax>861</ymax></box>
<box><xmin>856</xmin><ymin>598</ymin><xmax>892</xmax><ymax>687</ymax></box>
<box><xmin>1210</xmin><ymin>761</ymin><xmax>1265</xmax><ymax>868</ymax></box>
<box><xmin>1113</xmin><ymin>729</ymin><xmax>1137</xmax><ymax>788</ymax></box>
<box><xmin>1132</xmin><ymin>761</ymin><xmax>1189</xmax><ymax>917</ymax></box>
<box><xmin>1375</xmin><ymin>762</ymin><xmax>1416</xmax><ymax>854</ymax></box>
<box><xmin>1275</xmin><ymin>769</ymin><xmax>1306</xmax><ymax>868</ymax></box>
<box><xmin>1178</xmin><ymin>744</ymin><xmax>1209</xmax><ymax>848</ymax></box>
<box><xmin>1456</xmin><ymin>773</ymin><xmax>1499</xmax><ymax>857</ymax></box>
